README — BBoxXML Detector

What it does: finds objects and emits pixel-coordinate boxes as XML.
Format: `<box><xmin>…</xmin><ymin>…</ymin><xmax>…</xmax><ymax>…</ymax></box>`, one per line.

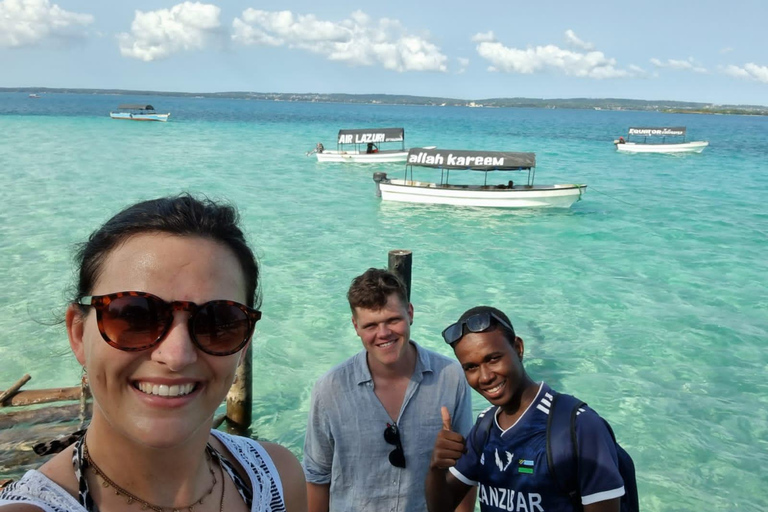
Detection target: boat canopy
<box><xmin>407</xmin><ymin>148</ymin><xmax>535</xmax><ymax>171</ymax></box>
<box><xmin>117</xmin><ymin>104</ymin><xmax>155</xmax><ymax>110</ymax></box>
<box><xmin>628</xmin><ymin>127</ymin><xmax>686</xmax><ymax>137</ymax></box>
<box><xmin>337</xmin><ymin>128</ymin><xmax>404</xmax><ymax>144</ymax></box>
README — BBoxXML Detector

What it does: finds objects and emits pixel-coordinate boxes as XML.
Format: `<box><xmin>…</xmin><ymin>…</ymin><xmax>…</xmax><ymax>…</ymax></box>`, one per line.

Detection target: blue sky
<box><xmin>2</xmin><ymin>0</ymin><xmax>767</xmax><ymax>105</ymax></box>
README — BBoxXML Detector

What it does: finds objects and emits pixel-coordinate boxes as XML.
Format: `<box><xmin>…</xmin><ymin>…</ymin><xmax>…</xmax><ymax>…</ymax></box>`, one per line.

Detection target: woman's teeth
<box><xmin>136</xmin><ymin>382</ymin><xmax>195</xmax><ymax>397</ymax></box>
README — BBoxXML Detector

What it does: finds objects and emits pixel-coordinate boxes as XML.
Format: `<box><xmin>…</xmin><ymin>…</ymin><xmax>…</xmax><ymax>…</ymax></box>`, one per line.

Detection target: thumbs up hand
<box><xmin>430</xmin><ymin>406</ymin><xmax>467</xmax><ymax>470</ymax></box>
<box><xmin>441</xmin><ymin>406</ymin><xmax>452</xmax><ymax>431</ymax></box>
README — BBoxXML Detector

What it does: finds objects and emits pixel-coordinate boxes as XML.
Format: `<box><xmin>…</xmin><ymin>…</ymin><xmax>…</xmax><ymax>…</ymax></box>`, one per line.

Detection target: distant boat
<box><xmin>28</xmin><ymin>93</ymin><xmax>41</xmax><ymax>99</ymax></box>
<box><xmin>372</xmin><ymin>148</ymin><xmax>586</xmax><ymax>208</ymax></box>
<box><xmin>109</xmin><ymin>104</ymin><xmax>170</xmax><ymax>122</ymax></box>
<box><xmin>614</xmin><ymin>127</ymin><xmax>708</xmax><ymax>154</ymax></box>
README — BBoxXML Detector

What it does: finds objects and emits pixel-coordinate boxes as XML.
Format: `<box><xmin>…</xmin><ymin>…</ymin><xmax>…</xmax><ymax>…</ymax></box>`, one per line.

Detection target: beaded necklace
<box><xmin>82</xmin><ymin>439</ymin><xmax>224</xmax><ymax>512</ymax></box>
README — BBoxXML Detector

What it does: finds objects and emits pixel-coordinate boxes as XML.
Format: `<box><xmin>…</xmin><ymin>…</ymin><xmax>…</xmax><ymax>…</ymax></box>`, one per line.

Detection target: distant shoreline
<box><xmin>3</xmin><ymin>87</ymin><xmax>767</xmax><ymax>116</ymax></box>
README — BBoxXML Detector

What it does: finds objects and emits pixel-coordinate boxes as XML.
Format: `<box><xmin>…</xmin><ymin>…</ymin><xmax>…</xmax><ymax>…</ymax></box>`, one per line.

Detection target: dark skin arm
<box><xmin>425</xmin><ymin>407</ymin><xmax>473</xmax><ymax>512</ymax></box>
<box><xmin>455</xmin><ymin>483</ymin><xmax>477</xmax><ymax>512</ymax></box>
<box><xmin>584</xmin><ymin>498</ymin><xmax>621</xmax><ymax>512</ymax></box>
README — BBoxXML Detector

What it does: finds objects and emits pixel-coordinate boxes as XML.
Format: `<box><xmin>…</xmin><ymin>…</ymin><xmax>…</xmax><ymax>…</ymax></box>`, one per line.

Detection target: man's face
<box><xmin>352</xmin><ymin>294</ymin><xmax>413</xmax><ymax>370</ymax></box>
<box><xmin>453</xmin><ymin>328</ymin><xmax>525</xmax><ymax>407</ymax></box>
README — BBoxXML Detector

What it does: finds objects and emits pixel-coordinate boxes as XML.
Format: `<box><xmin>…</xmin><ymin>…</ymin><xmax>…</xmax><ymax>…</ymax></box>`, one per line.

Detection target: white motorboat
<box><xmin>110</xmin><ymin>104</ymin><xmax>170</xmax><ymax>122</ymax></box>
<box><xmin>373</xmin><ymin>148</ymin><xmax>586</xmax><ymax>208</ymax></box>
<box><xmin>311</xmin><ymin>128</ymin><xmax>415</xmax><ymax>163</ymax></box>
<box><xmin>614</xmin><ymin>127</ymin><xmax>707</xmax><ymax>154</ymax></box>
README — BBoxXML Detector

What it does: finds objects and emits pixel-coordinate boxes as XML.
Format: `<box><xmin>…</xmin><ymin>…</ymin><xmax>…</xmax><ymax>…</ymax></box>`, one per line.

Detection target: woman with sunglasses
<box><xmin>0</xmin><ymin>195</ymin><xmax>306</xmax><ymax>512</ymax></box>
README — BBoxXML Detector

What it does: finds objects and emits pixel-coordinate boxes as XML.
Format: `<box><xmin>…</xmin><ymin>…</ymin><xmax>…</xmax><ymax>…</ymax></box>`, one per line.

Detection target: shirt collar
<box><xmin>354</xmin><ymin>341</ymin><xmax>433</xmax><ymax>385</ymax></box>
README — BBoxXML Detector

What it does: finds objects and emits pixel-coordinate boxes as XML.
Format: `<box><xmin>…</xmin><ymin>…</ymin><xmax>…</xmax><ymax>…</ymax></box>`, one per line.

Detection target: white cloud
<box><xmin>723</xmin><ymin>63</ymin><xmax>768</xmax><ymax>83</ymax></box>
<box><xmin>472</xmin><ymin>31</ymin><xmax>638</xmax><ymax>79</ymax></box>
<box><xmin>232</xmin><ymin>9</ymin><xmax>447</xmax><ymax>72</ymax></box>
<box><xmin>471</xmin><ymin>31</ymin><xmax>495</xmax><ymax>43</ymax></box>
<box><xmin>564</xmin><ymin>29</ymin><xmax>594</xmax><ymax>51</ymax></box>
<box><xmin>117</xmin><ymin>2</ymin><xmax>222</xmax><ymax>62</ymax></box>
<box><xmin>650</xmin><ymin>57</ymin><xmax>707</xmax><ymax>73</ymax></box>
<box><xmin>0</xmin><ymin>0</ymin><xmax>93</xmax><ymax>48</ymax></box>
<box><xmin>720</xmin><ymin>47</ymin><xmax>734</xmax><ymax>55</ymax></box>
<box><xmin>723</xmin><ymin>65</ymin><xmax>749</xmax><ymax>79</ymax></box>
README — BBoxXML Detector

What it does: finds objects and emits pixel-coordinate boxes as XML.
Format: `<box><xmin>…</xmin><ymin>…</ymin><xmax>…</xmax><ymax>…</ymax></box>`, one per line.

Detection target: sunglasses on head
<box><xmin>442</xmin><ymin>311</ymin><xmax>515</xmax><ymax>346</ymax></box>
<box><xmin>383</xmin><ymin>423</ymin><xmax>406</xmax><ymax>468</ymax></box>
<box><xmin>77</xmin><ymin>291</ymin><xmax>261</xmax><ymax>356</ymax></box>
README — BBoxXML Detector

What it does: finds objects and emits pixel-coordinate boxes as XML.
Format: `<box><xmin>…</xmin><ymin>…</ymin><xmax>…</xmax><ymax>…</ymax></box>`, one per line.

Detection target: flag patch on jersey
<box><xmin>518</xmin><ymin>459</ymin><xmax>534</xmax><ymax>474</ymax></box>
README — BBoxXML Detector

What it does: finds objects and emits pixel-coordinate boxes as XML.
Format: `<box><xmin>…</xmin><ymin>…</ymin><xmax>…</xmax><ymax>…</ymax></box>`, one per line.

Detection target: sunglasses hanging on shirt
<box><xmin>383</xmin><ymin>423</ymin><xmax>406</xmax><ymax>468</ymax></box>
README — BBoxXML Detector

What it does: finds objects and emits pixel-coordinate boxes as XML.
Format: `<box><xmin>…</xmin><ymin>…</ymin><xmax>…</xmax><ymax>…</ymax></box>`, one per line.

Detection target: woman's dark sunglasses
<box><xmin>77</xmin><ymin>291</ymin><xmax>261</xmax><ymax>356</ymax></box>
<box><xmin>384</xmin><ymin>423</ymin><xmax>406</xmax><ymax>468</ymax></box>
<box><xmin>442</xmin><ymin>311</ymin><xmax>515</xmax><ymax>345</ymax></box>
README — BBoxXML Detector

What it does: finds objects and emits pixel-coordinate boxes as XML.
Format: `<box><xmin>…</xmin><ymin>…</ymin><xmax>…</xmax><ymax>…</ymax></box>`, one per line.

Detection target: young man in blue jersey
<box><xmin>426</xmin><ymin>306</ymin><xmax>625</xmax><ymax>512</ymax></box>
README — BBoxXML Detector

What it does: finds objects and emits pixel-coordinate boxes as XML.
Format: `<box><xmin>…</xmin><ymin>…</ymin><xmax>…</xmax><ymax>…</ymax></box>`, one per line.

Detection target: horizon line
<box><xmin>2</xmin><ymin>86</ymin><xmax>767</xmax><ymax>111</ymax></box>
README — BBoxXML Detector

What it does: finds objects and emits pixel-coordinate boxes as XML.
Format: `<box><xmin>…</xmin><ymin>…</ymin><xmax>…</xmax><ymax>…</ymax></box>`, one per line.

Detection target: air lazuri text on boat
<box><xmin>310</xmin><ymin>127</ymin><xmax>435</xmax><ymax>163</ymax></box>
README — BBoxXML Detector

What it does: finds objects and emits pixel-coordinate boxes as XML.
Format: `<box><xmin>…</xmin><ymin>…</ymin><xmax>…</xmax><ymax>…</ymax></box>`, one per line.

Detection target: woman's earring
<box><xmin>79</xmin><ymin>367</ymin><xmax>91</xmax><ymax>428</ymax></box>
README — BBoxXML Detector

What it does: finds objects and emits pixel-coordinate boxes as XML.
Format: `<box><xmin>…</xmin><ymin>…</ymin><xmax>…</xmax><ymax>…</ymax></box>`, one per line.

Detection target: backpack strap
<box><xmin>471</xmin><ymin>405</ymin><xmax>498</xmax><ymax>458</ymax></box>
<box><xmin>546</xmin><ymin>392</ymin><xmax>586</xmax><ymax>504</ymax></box>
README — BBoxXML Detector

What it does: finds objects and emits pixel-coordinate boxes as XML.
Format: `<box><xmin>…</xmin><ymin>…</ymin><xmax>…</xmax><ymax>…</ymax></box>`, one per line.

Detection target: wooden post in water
<box><xmin>226</xmin><ymin>344</ymin><xmax>252</xmax><ymax>435</ymax></box>
<box><xmin>388</xmin><ymin>250</ymin><xmax>413</xmax><ymax>301</ymax></box>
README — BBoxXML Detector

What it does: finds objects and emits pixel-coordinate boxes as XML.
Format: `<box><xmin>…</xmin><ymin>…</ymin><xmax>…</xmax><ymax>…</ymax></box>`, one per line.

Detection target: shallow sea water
<box><xmin>0</xmin><ymin>93</ymin><xmax>766</xmax><ymax>510</ymax></box>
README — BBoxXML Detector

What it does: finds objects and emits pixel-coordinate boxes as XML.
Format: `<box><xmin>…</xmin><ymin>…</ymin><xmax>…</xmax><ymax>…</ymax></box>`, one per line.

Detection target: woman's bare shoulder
<box><xmin>36</xmin><ymin>448</ymin><xmax>78</xmax><ymax>497</ymax></box>
<box><xmin>0</xmin><ymin>504</ymin><xmax>47</xmax><ymax>511</ymax></box>
<box><xmin>258</xmin><ymin>442</ymin><xmax>306</xmax><ymax>512</ymax></box>
<box><xmin>208</xmin><ymin>433</ymin><xmax>306</xmax><ymax>512</ymax></box>
<box><xmin>0</xmin><ymin>452</ymin><xmax>77</xmax><ymax>512</ymax></box>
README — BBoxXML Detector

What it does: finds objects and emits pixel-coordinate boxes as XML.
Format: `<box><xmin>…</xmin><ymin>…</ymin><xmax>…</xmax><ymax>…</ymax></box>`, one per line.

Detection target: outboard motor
<box><xmin>372</xmin><ymin>172</ymin><xmax>388</xmax><ymax>197</ymax></box>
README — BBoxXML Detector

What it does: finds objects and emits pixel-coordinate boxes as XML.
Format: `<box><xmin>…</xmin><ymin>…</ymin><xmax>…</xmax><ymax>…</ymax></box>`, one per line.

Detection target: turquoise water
<box><xmin>1</xmin><ymin>93</ymin><xmax>766</xmax><ymax>510</ymax></box>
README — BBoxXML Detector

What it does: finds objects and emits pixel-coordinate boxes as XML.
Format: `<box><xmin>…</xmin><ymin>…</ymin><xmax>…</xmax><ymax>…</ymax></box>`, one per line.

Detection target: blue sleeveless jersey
<box><xmin>450</xmin><ymin>383</ymin><xmax>625</xmax><ymax>512</ymax></box>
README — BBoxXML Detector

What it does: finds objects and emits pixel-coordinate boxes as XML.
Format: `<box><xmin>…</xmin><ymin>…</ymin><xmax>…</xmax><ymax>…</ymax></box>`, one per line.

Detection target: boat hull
<box><xmin>110</xmin><ymin>112</ymin><xmax>170</xmax><ymax>122</ymax></box>
<box><xmin>614</xmin><ymin>141</ymin><xmax>708</xmax><ymax>153</ymax></box>
<box><xmin>316</xmin><ymin>149</ymin><xmax>408</xmax><ymax>163</ymax></box>
<box><xmin>379</xmin><ymin>180</ymin><xmax>586</xmax><ymax>208</ymax></box>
